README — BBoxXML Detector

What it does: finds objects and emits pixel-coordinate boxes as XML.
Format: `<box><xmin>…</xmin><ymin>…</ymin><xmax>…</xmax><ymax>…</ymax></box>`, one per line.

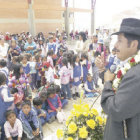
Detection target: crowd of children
<box><xmin>0</xmin><ymin>30</ymin><xmax>119</xmax><ymax>140</ymax></box>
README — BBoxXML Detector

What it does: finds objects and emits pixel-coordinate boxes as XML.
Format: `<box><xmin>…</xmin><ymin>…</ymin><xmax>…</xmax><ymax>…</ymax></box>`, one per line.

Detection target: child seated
<box><xmin>55</xmin><ymin>85</ymin><xmax>68</xmax><ymax>108</ymax></box>
<box><xmin>47</xmin><ymin>86</ymin><xmax>62</xmax><ymax>118</ymax></box>
<box><xmin>84</xmin><ymin>73</ymin><xmax>98</xmax><ymax>98</ymax></box>
<box><xmin>19</xmin><ymin>100</ymin><xmax>42</xmax><ymax>140</ymax></box>
<box><xmin>33</xmin><ymin>97</ymin><xmax>54</xmax><ymax>125</ymax></box>
<box><xmin>4</xmin><ymin>110</ymin><xmax>23</xmax><ymax>140</ymax></box>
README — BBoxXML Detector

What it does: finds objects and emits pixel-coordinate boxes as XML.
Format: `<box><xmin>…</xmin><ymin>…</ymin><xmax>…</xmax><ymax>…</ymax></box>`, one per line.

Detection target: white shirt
<box><xmin>45</xmin><ymin>67</ymin><xmax>54</xmax><ymax>83</ymax></box>
<box><xmin>0</xmin><ymin>85</ymin><xmax>14</xmax><ymax>102</ymax></box>
<box><xmin>119</xmin><ymin>57</ymin><xmax>131</xmax><ymax>68</ymax></box>
<box><xmin>4</xmin><ymin>119</ymin><xmax>23</xmax><ymax>138</ymax></box>
<box><xmin>47</xmin><ymin>56</ymin><xmax>54</xmax><ymax>68</ymax></box>
<box><xmin>0</xmin><ymin>43</ymin><xmax>9</xmax><ymax>59</ymax></box>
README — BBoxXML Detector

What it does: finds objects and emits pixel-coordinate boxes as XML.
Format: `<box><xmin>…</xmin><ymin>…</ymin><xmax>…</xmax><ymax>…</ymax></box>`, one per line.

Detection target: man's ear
<box><xmin>131</xmin><ymin>40</ymin><xmax>138</xmax><ymax>50</ymax></box>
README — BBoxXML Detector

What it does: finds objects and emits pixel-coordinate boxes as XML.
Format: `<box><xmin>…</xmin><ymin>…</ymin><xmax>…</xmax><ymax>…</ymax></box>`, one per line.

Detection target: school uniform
<box><xmin>23</xmin><ymin>63</ymin><xmax>30</xmax><ymax>75</ymax></box>
<box><xmin>33</xmin><ymin>107</ymin><xmax>51</xmax><ymax>125</ymax></box>
<box><xmin>36</xmin><ymin>62</ymin><xmax>41</xmax><ymax>88</ymax></box>
<box><xmin>47</xmin><ymin>42</ymin><xmax>57</xmax><ymax>54</ymax></box>
<box><xmin>72</xmin><ymin>62</ymin><xmax>82</xmax><ymax>94</ymax></box>
<box><xmin>0</xmin><ymin>67</ymin><xmax>9</xmax><ymax>85</ymax></box>
<box><xmin>29</xmin><ymin>61</ymin><xmax>37</xmax><ymax>90</ymax></box>
<box><xmin>84</xmin><ymin>80</ymin><xmax>97</xmax><ymax>97</ymax></box>
<box><xmin>106</xmin><ymin>54</ymin><xmax>116</xmax><ymax>69</ymax></box>
<box><xmin>57</xmin><ymin>91</ymin><xmax>68</xmax><ymax>108</ymax></box>
<box><xmin>0</xmin><ymin>85</ymin><xmax>14</xmax><ymax>139</ymax></box>
<box><xmin>19</xmin><ymin>109</ymin><xmax>41</xmax><ymax>139</ymax></box>
<box><xmin>47</xmin><ymin>94</ymin><xmax>62</xmax><ymax>117</ymax></box>
<box><xmin>81</xmin><ymin>60</ymin><xmax>89</xmax><ymax>83</ymax></box>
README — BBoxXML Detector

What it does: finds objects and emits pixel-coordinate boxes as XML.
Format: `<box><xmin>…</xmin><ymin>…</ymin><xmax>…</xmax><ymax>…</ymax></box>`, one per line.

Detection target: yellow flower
<box><xmin>57</xmin><ymin>129</ymin><xmax>63</xmax><ymax>139</ymax></box>
<box><xmin>68</xmin><ymin>122</ymin><xmax>77</xmax><ymax>134</ymax></box>
<box><xmin>79</xmin><ymin>126</ymin><xmax>88</xmax><ymax>139</ymax></box>
<box><xmin>90</xmin><ymin>108</ymin><xmax>99</xmax><ymax>116</ymax></box>
<box><xmin>96</xmin><ymin>116</ymin><xmax>103</xmax><ymax>125</ymax></box>
<box><xmin>75</xmin><ymin>112</ymin><xmax>81</xmax><ymax>117</ymax></box>
<box><xmin>66</xmin><ymin>119</ymin><xmax>69</xmax><ymax>126</ymax></box>
<box><xmin>90</xmin><ymin>112</ymin><xmax>93</xmax><ymax>117</ymax></box>
<box><xmin>86</xmin><ymin>119</ymin><xmax>96</xmax><ymax>129</ymax></box>
<box><xmin>66</xmin><ymin>137</ymin><xmax>73</xmax><ymax>140</ymax></box>
<box><xmin>66</xmin><ymin>116</ymin><xmax>73</xmax><ymax>126</ymax></box>
<box><xmin>83</xmin><ymin>112</ymin><xmax>88</xmax><ymax>117</ymax></box>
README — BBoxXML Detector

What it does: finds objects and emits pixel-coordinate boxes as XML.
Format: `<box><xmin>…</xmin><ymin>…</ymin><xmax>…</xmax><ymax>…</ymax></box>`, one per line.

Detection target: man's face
<box><xmin>115</xmin><ymin>33</ymin><xmax>137</xmax><ymax>61</ymax></box>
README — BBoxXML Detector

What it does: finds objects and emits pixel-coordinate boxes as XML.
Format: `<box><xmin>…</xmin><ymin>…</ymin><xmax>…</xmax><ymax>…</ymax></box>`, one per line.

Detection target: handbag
<box><xmin>56</xmin><ymin>110</ymin><xmax>66</xmax><ymax>123</ymax></box>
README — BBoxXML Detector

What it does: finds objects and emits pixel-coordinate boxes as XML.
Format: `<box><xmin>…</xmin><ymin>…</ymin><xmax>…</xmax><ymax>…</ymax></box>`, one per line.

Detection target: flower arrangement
<box><xmin>112</xmin><ymin>50</ymin><xmax>140</xmax><ymax>92</ymax></box>
<box><xmin>57</xmin><ymin>103</ymin><xmax>106</xmax><ymax>140</ymax></box>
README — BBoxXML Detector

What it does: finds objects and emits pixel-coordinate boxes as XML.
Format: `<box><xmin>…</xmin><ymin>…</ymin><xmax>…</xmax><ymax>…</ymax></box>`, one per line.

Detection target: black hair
<box><xmin>11</xmin><ymin>88</ymin><xmax>18</xmax><ymax>94</ymax></box>
<box><xmin>47</xmin><ymin>50</ymin><xmax>54</xmax><ymax>56</ymax></box>
<box><xmin>33</xmin><ymin>97</ymin><xmax>43</xmax><ymax>106</ymax></box>
<box><xmin>40</xmin><ymin>91</ymin><xmax>47</xmax><ymax>99</ymax></box>
<box><xmin>25</xmin><ymin>53</ymin><xmax>32</xmax><ymax>61</ymax></box>
<box><xmin>55</xmin><ymin>85</ymin><xmax>61</xmax><ymax>93</ymax></box>
<box><xmin>0</xmin><ymin>59</ymin><xmax>7</xmax><ymax>67</ymax></box>
<box><xmin>124</xmin><ymin>33</ymin><xmax>140</xmax><ymax>50</ymax></box>
<box><xmin>69</xmin><ymin>50</ymin><xmax>74</xmax><ymax>55</ymax></box>
<box><xmin>0</xmin><ymin>72</ymin><xmax>6</xmax><ymax>85</ymax></box>
<box><xmin>79</xmin><ymin>32</ymin><xmax>87</xmax><ymax>42</ymax></box>
<box><xmin>18</xmin><ymin>55</ymin><xmax>24</xmax><ymax>63</ymax></box>
<box><xmin>47</xmin><ymin>86</ymin><xmax>55</xmax><ymax>96</ymax></box>
<box><xmin>22</xmin><ymin>100</ymin><xmax>31</xmax><ymax>107</ymax></box>
<box><xmin>13</xmin><ymin>63</ymin><xmax>22</xmax><ymax>79</ymax></box>
<box><xmin>81</xmin><ymin>53</ymin><xmax>88</xmax><ymax>60</ymax></box>
<box><xmin>62</xmin><ymin>57</ymin><xmax>68</xmax><ymax>67</ymax></box>
<box><xmin>5</xmin><ymin>110</ymin><xmax>16</xmax><ymax>120</ymax></box>
<box><xmin>67</xmin><ymin>51</ymin><xmax>74</xmax><ymax>65</ymax></box>
<box><xmin>63</xmin><ymin>52</ymin><xmax>68</xmax><ymax>58</ymax></box>
<box><xmin>94</xmin><ymin>51</ymin><xmax>101</xmax><ymax>58</ymax></box>
<box><xmin>87</xmin><ymin>73</ymin><xmax>92</xmax><ymax>80</ymax></box>
<box><xmin>35</xmin><ymin>55</ymin><xmax>40</xmax><ymax>62</ymax></box>
<box><xmin>73</xmin><ymin>54</ymin><xmax>80</xmax><ymax>67</ymax></box>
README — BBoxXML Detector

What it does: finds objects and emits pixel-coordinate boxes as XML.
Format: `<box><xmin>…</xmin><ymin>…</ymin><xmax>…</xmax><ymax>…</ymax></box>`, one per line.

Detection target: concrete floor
<box><xmin>43</xmin><ymin>97</ymin><xmax>102</xmax><ymax>139</ymax></box>
<box><xmin>43</xmin><ymin>79</ymin><xmax>104</xmax><ymax>139</ymax></box>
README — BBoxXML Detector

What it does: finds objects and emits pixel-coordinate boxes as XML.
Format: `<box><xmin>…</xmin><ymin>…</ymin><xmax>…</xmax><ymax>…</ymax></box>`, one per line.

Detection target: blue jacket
<box><xmin>85</xmin><ymin>80</ymin><xmax>94</xmax><ymax>94</ymax></box>
<box><xmin>19</xmin><ymin>109</ymin><xmax>39</xmax><ymax>132</ymax></box>
<box><xmin>73</xmin><ymin>63</ymin><xmax>82</xmax><ymax>86</ymax></box>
